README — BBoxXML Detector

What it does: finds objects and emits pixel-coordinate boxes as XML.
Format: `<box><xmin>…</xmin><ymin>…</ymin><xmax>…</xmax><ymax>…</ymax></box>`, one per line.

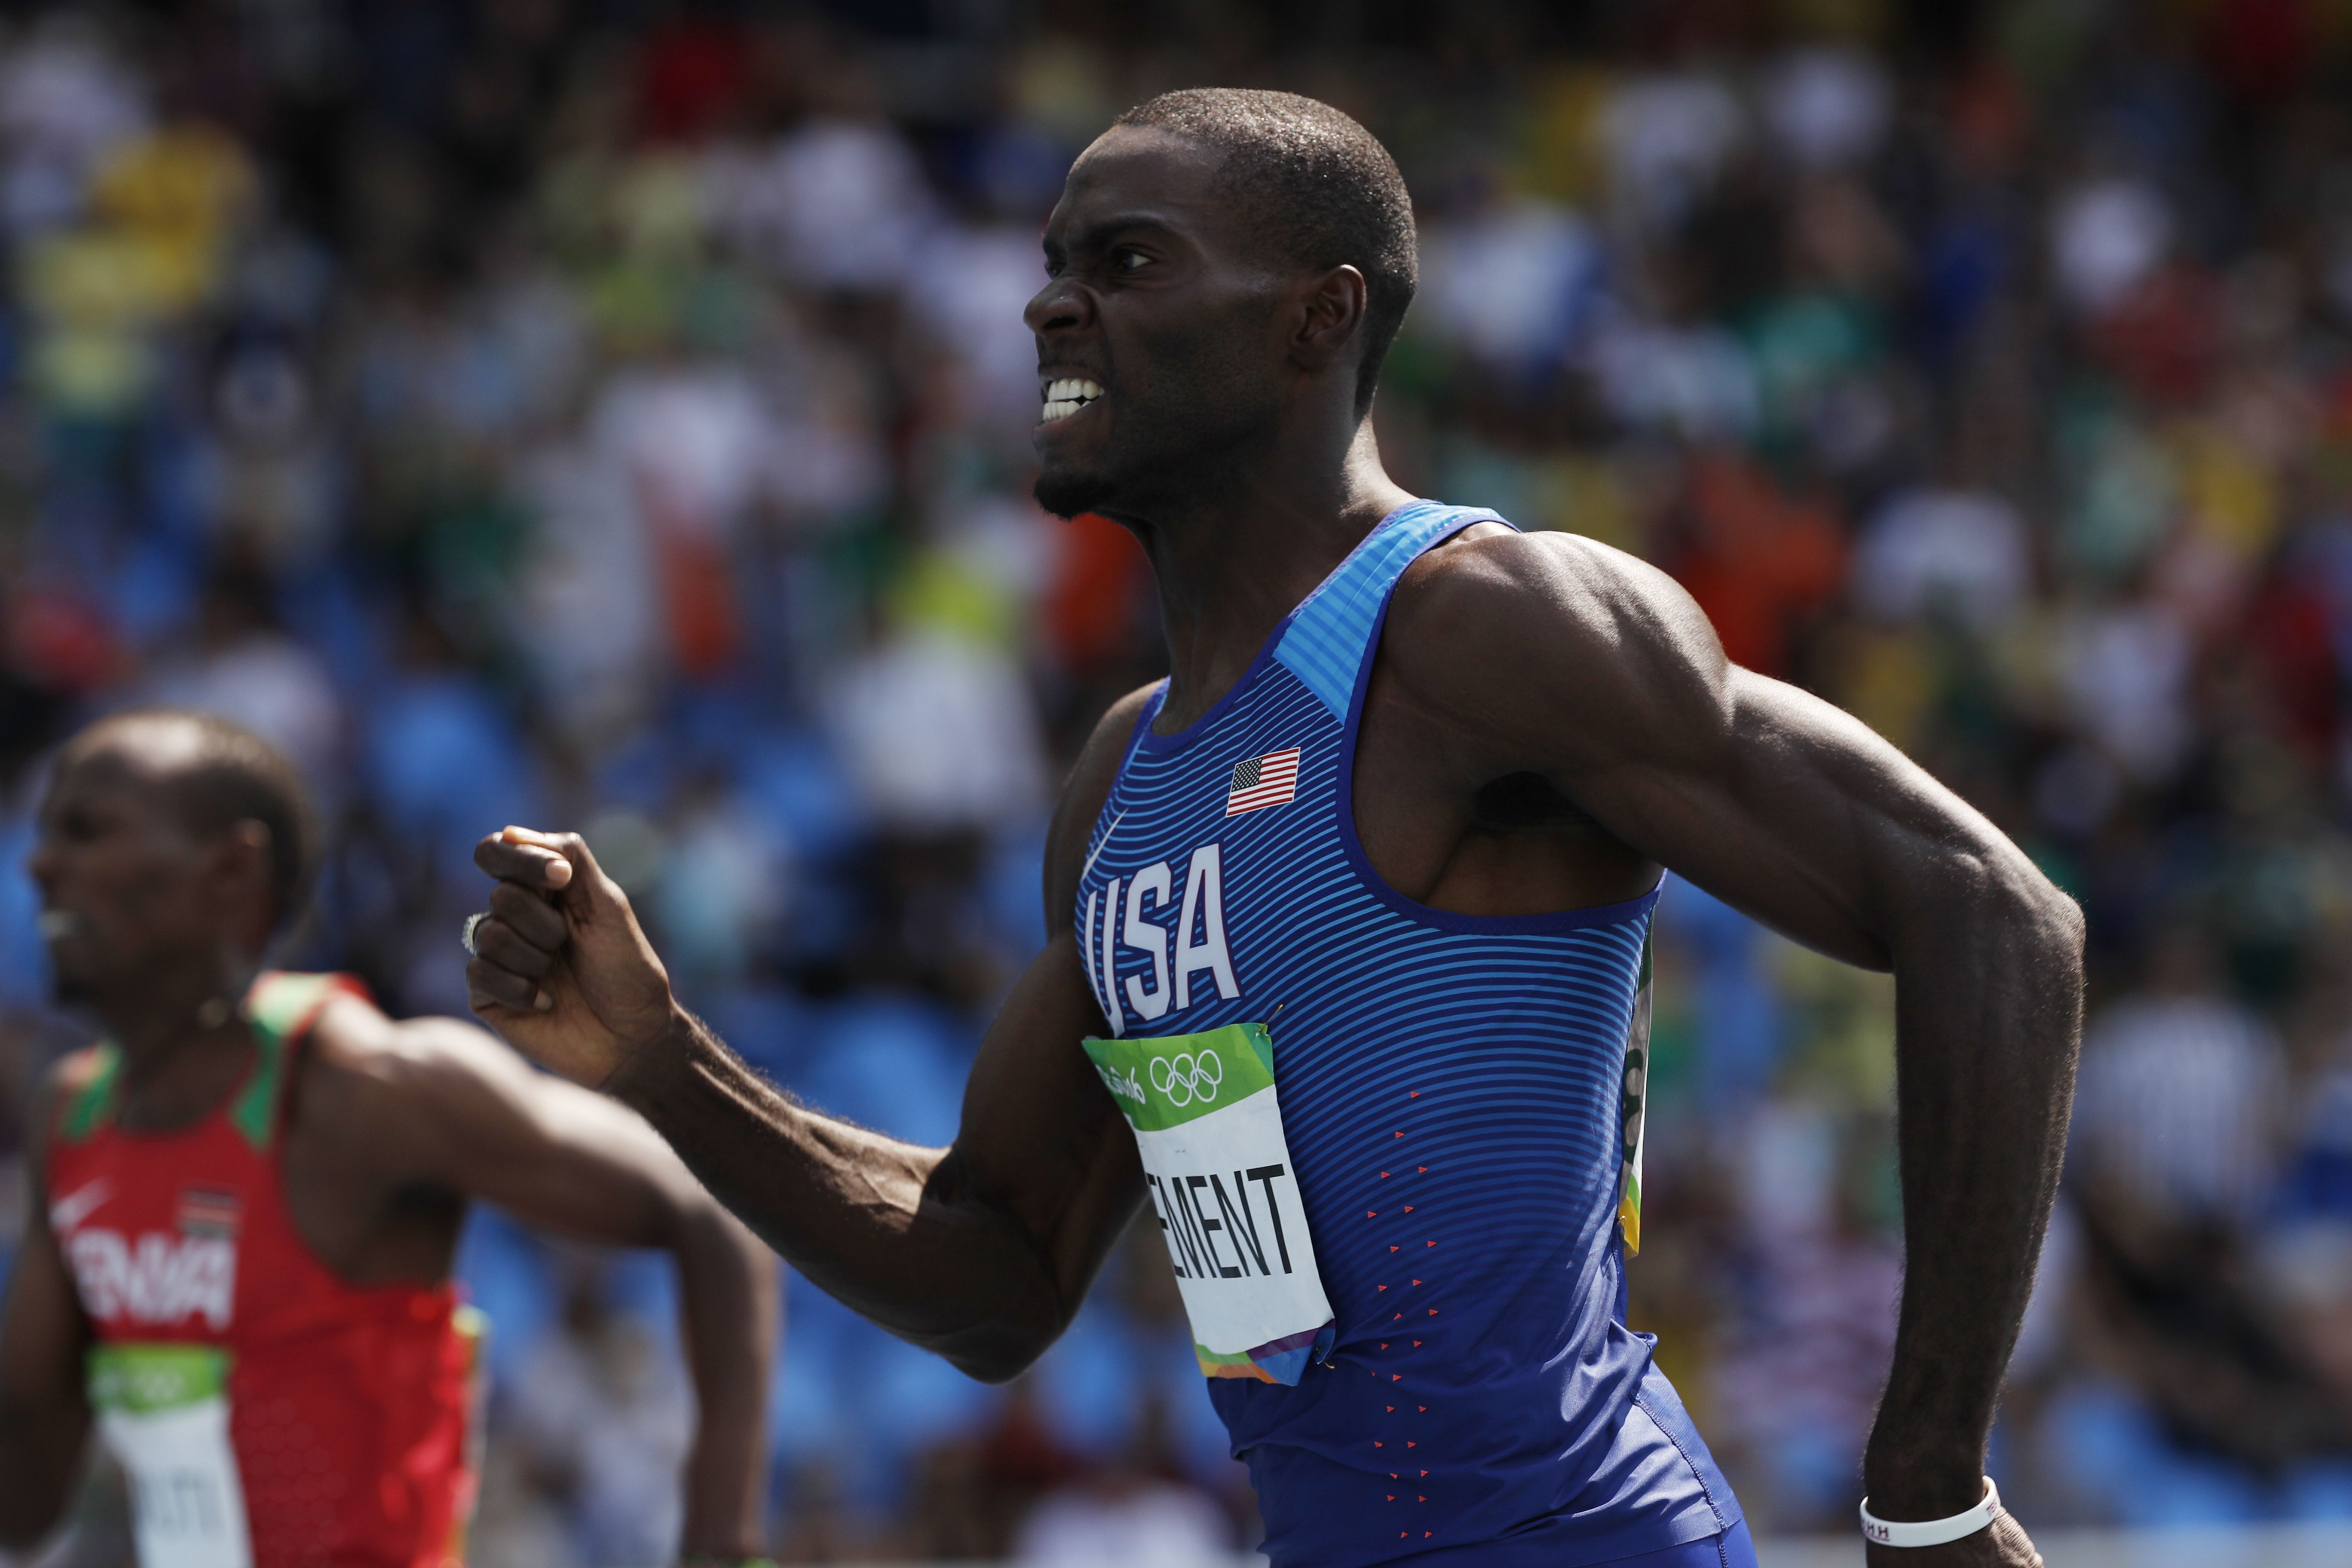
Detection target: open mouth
<box><xmin>1040</xmin><ymin>377</ymin><xmax>1104</xmax><ymax>423</ymax></box>
<box><xmin>37</xmin><ymin>909</ymin><xmax>80</xmax><ymax>942</ymax></box>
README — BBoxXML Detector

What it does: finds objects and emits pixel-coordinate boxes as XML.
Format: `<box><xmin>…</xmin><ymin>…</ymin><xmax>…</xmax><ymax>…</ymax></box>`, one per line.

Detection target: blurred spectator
<box><xmin>2073</xmin><ymin>928</ymin><xmax>2285</xmax><ymax>1225</ymax></box>
<box><xmin>2038</xmin><ymin>927</ymin><xmax>2352</xmax><ymax>1519</ymax></box>
<box><xmin>1418</xmin><ymin>195</ymin><xmax>1603</xmax><ymax>378</ymax></box>
<box><xmin>1599</xmin><ymin>68</ymin><xmax>1743</xmax><ymax>232</ymax></box>
<box><xmin>140</xmin><ymin>563</ymin><xmax>343</xmax><ymax>786</ymax></box>
<box><xmin>1708</xmin><ymin>1096</ymin><xmax>1901</xmax><ymax>1520</ymax></box>
<box><xmin>825</xmin><ymin>628</ymin><xmax>1049</xmax><ymax>836</ymax></box>
<box><xmin>1851</xmin><ymin>484</ymin><xmax>2031</xmax><ymax>633</ymax></box>
<box><xmin>2052</xmin><ymin>179</ymin><xmax>2175</xmax><ymax>319</ymax></box>
<box><xmin>0</xmin><ymin>15</ymin><xmax>146</xmax><ymax>238</ymax></box>
<box><xmin>505</xmin><ymin>1265</ymin><xmax>697</xmax><ymax>1568</ymax></box>
<box><xmin>726</xmin><ymin>117</ymin><xmax>940</xmax><ymax>294</ymax></box>
<box><xmin>1760</xmin><ymin>47</ymin><xmax>1890</xmax><ymax>174</ymax></box>
<box><xmin>1011</xmin><ymin>1393</ymin><xmax>1234</xmax><ymax>1568</ymax></box>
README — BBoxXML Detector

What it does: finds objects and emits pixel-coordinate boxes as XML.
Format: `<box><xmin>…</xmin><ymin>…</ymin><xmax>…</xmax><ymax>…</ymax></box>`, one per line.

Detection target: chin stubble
<box><xmin>1034</xmin><ymin>466</ymin><xmax>1117</xmax><ymax>522</ymax></box>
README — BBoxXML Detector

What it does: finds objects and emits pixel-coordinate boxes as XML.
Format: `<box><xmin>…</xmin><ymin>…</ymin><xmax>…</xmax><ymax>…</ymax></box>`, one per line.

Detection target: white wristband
<box><xmin>1859</xmin><ymin>1477</ymin><xmax>1999</xmax><ymax>1547</ymax></box>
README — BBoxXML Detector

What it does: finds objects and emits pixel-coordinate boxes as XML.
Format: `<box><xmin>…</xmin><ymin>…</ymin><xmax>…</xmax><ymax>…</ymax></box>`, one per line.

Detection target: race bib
<box><xmin>89</xmin><ymin>1344</ymin><xmax>254</xmax><ymax>1568</ymax></box>
<box><xmin>1084</xmin><ymin>1022</ymin><xmax>1335</xmax><ymax>1384</ymax></box>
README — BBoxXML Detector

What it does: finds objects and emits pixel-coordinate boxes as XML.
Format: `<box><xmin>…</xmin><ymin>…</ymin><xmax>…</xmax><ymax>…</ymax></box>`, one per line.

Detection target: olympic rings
<box><xmin>1149</xmin><ymin>1049</ymin><xmax>1224</xmax><ymax>1107</ymax></box>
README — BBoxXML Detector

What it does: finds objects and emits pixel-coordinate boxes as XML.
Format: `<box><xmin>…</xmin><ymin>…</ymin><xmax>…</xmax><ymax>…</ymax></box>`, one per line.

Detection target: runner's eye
<box><xmin>1114</xmin><ymin>248</ymin><xmax>1151</xmax><ymax>273</ymax></box>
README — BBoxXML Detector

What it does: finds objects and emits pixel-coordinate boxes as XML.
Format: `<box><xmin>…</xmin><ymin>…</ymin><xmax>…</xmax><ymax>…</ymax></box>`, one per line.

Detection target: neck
<box><xmin>1109</xmin><ymin>421</ymin><xmax>1415</xmax><ymax>731</ymax></box>
<box><xmin>95</xmin><ymin>951</ymin><xmax>257</xmax><ymax>1129</ymax></box>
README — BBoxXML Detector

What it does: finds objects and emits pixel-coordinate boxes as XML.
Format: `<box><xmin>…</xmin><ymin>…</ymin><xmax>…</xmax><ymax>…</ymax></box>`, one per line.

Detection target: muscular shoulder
<box><xmin>293</xmin><ymin>995</ymin><xmax>540</xmax><ymax>1154</ymax></box>
<box><xmin>1041</xmin><ymin>681</ymin><xmax>1160</xmax><ymax>927</ymax></box>
<box><xmin>1383</xmin><ymin>528</ymin><xmax>1735</xmax><ymax>766</ymax></box>
<box><xmin>1389</xmin><ymin>528</ymin><xmax>1722</xmax><ymax>685</ymax></box>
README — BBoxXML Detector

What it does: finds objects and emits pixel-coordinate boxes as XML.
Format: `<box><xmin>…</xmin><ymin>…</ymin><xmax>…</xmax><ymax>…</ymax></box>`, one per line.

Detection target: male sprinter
<box><xmin>0</xmin><ymin>711</ymin><xmax>778</xmax><ymax>1568</ymax></box>
<box><xmin>466</xmin><ymin>91</ymin><xmax>2079</xmax><ymax>1568</ymax></box>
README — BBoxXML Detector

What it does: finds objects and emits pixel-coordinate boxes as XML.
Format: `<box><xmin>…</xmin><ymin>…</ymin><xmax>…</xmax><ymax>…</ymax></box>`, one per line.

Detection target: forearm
<box><xmin>672</xmin><ymin>1207</ymin><xmax>777</xmax><ymax>1557</ymax></box>
<box><xmin>0</xmin><ymin>1211</ymin><xmax>92</xmax><ymax>1549</ymax></box>
<box><xmin>1865</xmin><ymin>875</ymin><xmax>2084</xmax><ymax>1515</ymax></box>
<box><xmin>614</xmin><ymin>1011</ymin><xmax>1067</xmax><ymax>1378</ymax></box>
<box><xmin>0</xmin><ymin>1400</ymin><xmax>86</xmax><ymax>1546</ymax></box>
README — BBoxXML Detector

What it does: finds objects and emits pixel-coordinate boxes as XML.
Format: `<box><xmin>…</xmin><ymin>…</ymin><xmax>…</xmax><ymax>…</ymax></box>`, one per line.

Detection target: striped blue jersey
<box><xmin>1075</xmin><ymin>502</ymin><xmax>1741</xmax><ymax>1566</ymax></box>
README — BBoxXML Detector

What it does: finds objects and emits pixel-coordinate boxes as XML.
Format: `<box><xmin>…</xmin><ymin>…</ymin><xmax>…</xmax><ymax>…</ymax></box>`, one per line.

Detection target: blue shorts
<box><xmin>1596</xmin><ymin>1519</ymin><xmax>1759</xmax><ymax>1568</ymax></box>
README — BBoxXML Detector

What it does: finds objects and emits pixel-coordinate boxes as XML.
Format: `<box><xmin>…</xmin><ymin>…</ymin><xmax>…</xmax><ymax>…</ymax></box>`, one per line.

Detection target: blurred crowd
<box><xmin>7</xmin><ymin>0</ymin><xmax>2352</xmax><ymax>1558</ymax></box>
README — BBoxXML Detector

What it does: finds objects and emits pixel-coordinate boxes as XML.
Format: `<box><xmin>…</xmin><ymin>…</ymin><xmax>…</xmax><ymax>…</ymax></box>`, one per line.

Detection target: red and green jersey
<box><xmin>47</xmin><ymin>972</ymin><xmax>481</xmax><ymax>1568</ymax></box>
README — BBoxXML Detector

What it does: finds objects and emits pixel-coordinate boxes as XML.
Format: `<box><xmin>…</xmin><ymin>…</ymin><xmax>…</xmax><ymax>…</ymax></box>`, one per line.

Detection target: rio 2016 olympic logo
<box><xmin>1149</xmin><ymin>1050</ymin><xmax>1224</xmax><ymax>1107</ymax></box>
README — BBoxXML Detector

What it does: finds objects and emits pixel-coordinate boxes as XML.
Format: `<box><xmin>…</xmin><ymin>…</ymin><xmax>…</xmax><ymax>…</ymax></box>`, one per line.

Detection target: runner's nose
<box><xmin>1026</xmin><ymin>276</ymin><xmax>1094</xmax><ymax>337</ymax></box>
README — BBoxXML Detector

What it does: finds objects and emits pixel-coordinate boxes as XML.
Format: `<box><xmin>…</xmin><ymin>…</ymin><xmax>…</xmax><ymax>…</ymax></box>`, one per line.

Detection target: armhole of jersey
<box><xmin>1330</xmin><ymin>512</ymin><xmax>1670</xmax><ymax>935</ymax></box>
<box><xmin>232</xmin><ymin>971</ymin><xmax>365</xmax><ymax>1151</ymax></box>
<box><xmin>56</xmin><ymin>1045</ymin><xmax>124</xmax><ymax>1145</ymax></box>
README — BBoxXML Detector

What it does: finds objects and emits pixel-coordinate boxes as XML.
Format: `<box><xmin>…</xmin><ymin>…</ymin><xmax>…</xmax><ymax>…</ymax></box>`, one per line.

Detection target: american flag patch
<box><xmin>1227</xmin><ymin>747</ymin><xmax>1302</xmax><ymax>815</ymax></box>
<box><xmin>178</xmin><ymin>1187</ymin><xmax>241</xmax><ymax>1238</ymax></box>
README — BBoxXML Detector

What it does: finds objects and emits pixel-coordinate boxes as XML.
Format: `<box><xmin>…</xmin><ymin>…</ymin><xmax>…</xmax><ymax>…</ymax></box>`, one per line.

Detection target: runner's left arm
<box><xmin>0</xmin><ymin>1073</ymin><xmax>95</xmax><ymax>1548</ymax></box>
<box><xmin>315</xmin><ymin>1002</ymin><xmax>777</xmax><ymax>1562</ymax></box>
<box><xmin>1386</xmin><ymin>530</ymin><xmax>2080</xmax><ymax>1568</ymax></box>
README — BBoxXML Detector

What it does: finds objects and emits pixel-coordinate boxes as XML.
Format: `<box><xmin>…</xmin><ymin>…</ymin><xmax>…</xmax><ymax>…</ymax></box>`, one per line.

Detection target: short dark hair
<box><xmin>1115</xmin><ymin>89</ymin><xmax>1416</xmax><ymax>419</ymax></box>
<box><xmin>76</xmin><ymin>710</ymin><xmax>318</xmax><ymax>931</ymax></box>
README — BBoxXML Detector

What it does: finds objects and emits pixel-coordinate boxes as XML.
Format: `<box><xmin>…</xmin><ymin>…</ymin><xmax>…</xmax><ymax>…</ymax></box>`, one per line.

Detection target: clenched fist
<box><xmin>465</xmin><ymin>827</ymin><xmax>678</xmax><ymax>1087</ymax></box>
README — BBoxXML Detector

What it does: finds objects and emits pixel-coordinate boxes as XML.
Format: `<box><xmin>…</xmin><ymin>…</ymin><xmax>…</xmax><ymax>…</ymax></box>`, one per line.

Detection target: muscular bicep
<box><xmin>952</xmin><ymin>930</ymin><xmax>1145</xmax><ymax>1310</ymax></box>
<box><xmin>359</xmin><ymin>1015</ymin><xmax>708</xmax><ymax>1249</ymax></box>
<box><xmin>1570</xmin><ymin>667</ymin><xmax>1988</xmax><ymax>968</ymax></box>
<box><xmin>1409</xmin><ymin>533</ymin><xmax>2040</xmax><ymax>968</ymax></box>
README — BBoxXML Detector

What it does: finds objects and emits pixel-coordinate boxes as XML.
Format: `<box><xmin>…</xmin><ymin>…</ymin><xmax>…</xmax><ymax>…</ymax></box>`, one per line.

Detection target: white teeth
<box><xmin>1038</xmin><ymin>378</ymin><xmax>1105</xmax><ymax>422</ymax></box>
<box><xmin>38</xmin><ymin>910</ymin><xmax>78</xmax><ymax>940</ymax></box>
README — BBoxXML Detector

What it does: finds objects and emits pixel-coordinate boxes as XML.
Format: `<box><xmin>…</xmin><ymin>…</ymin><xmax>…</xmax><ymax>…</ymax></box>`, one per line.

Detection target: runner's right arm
<box><xmin>0</xmin><ymin>1071</ymin><xmax>95</xmax><ymax>1547</ymax></box>
<box><xmin>463</xmin><ymin>689</ymin><xmax>1156</xmax><ymax>1381</ymax></box>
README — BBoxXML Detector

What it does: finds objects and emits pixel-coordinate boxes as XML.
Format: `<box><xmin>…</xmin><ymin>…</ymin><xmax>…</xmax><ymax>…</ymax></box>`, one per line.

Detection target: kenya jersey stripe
<box><xmin>1075</xmin><ymin>500</ymin><xmax>1736</xmax><ymax>1568</ymax></box>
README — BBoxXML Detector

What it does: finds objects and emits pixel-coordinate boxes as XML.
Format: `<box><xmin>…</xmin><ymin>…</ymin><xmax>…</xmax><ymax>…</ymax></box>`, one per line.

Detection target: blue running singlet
<box><xmin>1074</xmin><ymin>501</ymin><xmax>1743</xmax><ymax>1567</ymax></box>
